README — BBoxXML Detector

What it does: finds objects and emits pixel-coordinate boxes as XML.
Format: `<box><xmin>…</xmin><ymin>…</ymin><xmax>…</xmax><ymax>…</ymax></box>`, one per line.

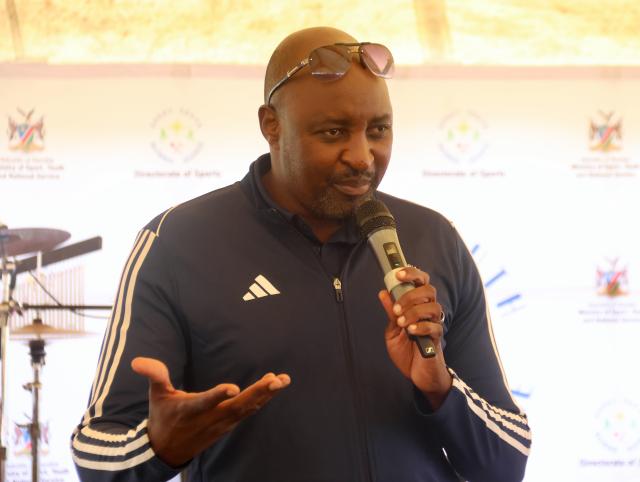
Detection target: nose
<box><xmin>341</xmin><ymin>131</ymin><xmax>374</xmax><ymax>172</ymax></box>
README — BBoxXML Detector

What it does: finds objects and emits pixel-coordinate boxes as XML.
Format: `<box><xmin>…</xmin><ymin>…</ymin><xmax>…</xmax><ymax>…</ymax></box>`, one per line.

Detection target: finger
<box><xmin>257</xmin><ymin>372</ymin><xmax>291</xmax><ymax>391</ymax></box>
<box><xmin>260</xmin><ymin>372</ymin><xmax>291</xmax><ymax>392</ymax></box>
<box><xmin>396</xmin><ymin>267</ymin><xmax>430</xmax><ymax>286</ymax></box>
<box><xmin>378</xmin><ymin>290</ymin><xmax>396</xmax><ymax>323</ymax></box>
<box><xmin>392</xmin><ymin>285</ymin><xmax>438</xmax><ymax>317</ymax></box>
<box><xmin>396</xmin><ymin>302</ymin><xmax>443</xmax><ymax>328</ymax></box>
<box><xmin>378</xmin><ymin>291</ymin><xmax>402</xmax><ymax>334</ymax></box>
<box><xmin>267</xmin><ymin>374</ymin><xmax>292</xmax><ymax>391</ymax></box>
<box><xmin>406</xmin><ymin>320</ymin><xmax>444</xmax><ymax>339</ymax></box>
<box><xmin>131</xmin><ymin>357</ymin><xmax>174</xmax><ymax>392</ymax></box>
<box><xmin>224</xmin><ymin>373</ymin><xmax>291</xmax><ymax>420</ymax></box>
<box><xmin>189</xmin><ymin>383</ymin><xmax>241</xmax><ymax>412</ymax></box>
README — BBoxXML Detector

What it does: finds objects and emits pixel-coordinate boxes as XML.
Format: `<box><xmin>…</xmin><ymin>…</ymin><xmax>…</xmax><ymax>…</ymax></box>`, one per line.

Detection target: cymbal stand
<box><xmin>23</xmin><ymin>339</ymin><xmax>45</xmax><ymax>482</ymax></box>
<box><xmin>0</xmin><ymin>256</ymin><xmax>18</xmax><ymax>482</ymax></box>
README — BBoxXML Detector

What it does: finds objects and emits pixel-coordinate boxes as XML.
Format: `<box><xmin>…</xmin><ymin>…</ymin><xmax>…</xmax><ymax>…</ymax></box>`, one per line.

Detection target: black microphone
<box><xmin>356</xmin><ymin>199</ymin><xmax>436</xmax><ymax>358</ymax></box>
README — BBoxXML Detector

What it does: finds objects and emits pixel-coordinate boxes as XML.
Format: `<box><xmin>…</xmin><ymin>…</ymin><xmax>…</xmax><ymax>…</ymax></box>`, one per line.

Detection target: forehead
<box><xmin>281</xmin><ymin>64</ymin><xmax>392</xmax><ymax>124</ymax></box>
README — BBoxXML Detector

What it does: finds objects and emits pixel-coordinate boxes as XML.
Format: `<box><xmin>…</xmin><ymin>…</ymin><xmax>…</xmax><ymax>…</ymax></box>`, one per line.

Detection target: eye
<box><xmin>324</xmin><ymin>128</ymin><xmax>343</xmax><ymax>137</ymax></box>
<box><xmin>318</xmin><ymin>128</ymin><xmax>345</xmax><ymax>141</ymax></box>
<box><xmin>368</xmin><ymin>124</ymin><xmax>392</xmax><ymax>138</ymax></box>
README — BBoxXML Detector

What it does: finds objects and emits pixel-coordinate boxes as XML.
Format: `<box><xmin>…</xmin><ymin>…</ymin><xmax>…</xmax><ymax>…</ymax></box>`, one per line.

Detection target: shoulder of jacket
<box><xmin>144</xmin><ymin>182</ymin><xmax>246</xmax><ymax>237</ymax></box>
<box><xmin>376</xmin><ymin>191</ymin><xmax>455</xmax><ymax>231</ymax></box>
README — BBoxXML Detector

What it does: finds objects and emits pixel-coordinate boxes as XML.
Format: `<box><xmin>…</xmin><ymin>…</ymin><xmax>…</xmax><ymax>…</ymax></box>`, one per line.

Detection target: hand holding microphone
<box><xmin>355</xmin><ymin>199</ymin><xmax>442</xmax><ymax>358</ymax></box>
<box><xmin>356</xmin><ymin>199</ymin><xmax>452</xmax><ymax>407</ymax></box>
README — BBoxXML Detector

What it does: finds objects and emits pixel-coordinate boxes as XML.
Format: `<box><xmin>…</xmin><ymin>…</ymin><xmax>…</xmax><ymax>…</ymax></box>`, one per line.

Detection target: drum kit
<box><xmin>0</xmin><ymin>225</ymin><xmax>106</xmax><ymax>482</ymax></box>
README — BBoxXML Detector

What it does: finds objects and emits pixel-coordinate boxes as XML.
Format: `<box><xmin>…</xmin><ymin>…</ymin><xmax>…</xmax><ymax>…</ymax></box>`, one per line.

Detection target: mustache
<box><xmin>330</xmin><ymin>168</ymin><xmax>376</xmax><ymax>185</ymax></box>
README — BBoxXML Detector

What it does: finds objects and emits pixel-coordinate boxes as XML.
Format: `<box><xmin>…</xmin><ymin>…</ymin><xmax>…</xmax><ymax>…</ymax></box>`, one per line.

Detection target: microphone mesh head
<box><xmin>355</xmin><ymin>199</ymin><xmax>396</xmax><ymax>238</ymax></box>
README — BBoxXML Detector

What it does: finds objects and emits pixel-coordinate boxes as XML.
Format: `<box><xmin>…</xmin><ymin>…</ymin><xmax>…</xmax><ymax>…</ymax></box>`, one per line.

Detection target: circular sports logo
<box><xmin>150</xmin><ymin>108</ymin><xmax>203</xmax><ymax>163</ymax></box>
<box><xmin>596</xmin><ymin>399</ymin><xmax>640</xmax><ymax>452</ymax></box>
<box><xmin>438</xmin><ymin>110</ymin><xmax>488</xmax><ymax>163</ymax></box>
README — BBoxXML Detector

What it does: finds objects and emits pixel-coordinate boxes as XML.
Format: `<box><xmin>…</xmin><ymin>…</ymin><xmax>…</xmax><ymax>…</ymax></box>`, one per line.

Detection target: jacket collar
<box><xmin>240</xmin><ymin>154</ymin><xmax>361</xmax><ymax>245</ymax></box>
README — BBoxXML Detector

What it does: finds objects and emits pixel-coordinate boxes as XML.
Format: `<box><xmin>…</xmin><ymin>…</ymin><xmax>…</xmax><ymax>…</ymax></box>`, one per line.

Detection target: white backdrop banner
<box><xmin>1</xmin><ymin>64</ymin><xmax>638</xmax><ymax>481</ymax></box>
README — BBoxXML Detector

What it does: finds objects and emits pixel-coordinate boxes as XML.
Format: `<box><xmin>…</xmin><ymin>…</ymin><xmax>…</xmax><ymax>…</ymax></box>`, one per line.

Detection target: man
<box><xmin>72</xmin><ymin>27</ymin><xmax>531</xmax><ymax>481</ymax></box>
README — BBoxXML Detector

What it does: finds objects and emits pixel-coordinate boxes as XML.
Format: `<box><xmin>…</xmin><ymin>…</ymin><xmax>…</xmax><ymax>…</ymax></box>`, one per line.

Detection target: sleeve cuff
<box><xmin>144</xmin><ymin>452</ymin><xmax>187</xmax><ymax>480</ymax></box>
<box><xmin>412</xmin><ymin>367</ymin><xmax>459</xmax><ymax>418</ymax></box>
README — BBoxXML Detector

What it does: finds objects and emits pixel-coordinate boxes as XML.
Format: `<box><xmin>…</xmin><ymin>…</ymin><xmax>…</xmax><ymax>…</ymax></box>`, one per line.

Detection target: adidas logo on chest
<box><xmin>242</xmin><ymin>274</ymin><xmax>280</xmax><ymax>301</ymax></box>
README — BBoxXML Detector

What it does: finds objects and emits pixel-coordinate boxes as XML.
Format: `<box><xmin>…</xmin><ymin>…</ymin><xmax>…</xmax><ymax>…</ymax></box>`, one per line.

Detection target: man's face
<box><xmin>271</xmin><ymin>62</ymin><xmax>393</xmax><ymax>222</ymax></box>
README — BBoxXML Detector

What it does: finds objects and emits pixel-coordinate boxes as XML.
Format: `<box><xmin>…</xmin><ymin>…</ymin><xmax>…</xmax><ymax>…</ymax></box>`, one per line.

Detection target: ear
<box><xmin>258</xmin><ymin>104</ymin><xmax>280</xmax><ymax>148</ymax></box>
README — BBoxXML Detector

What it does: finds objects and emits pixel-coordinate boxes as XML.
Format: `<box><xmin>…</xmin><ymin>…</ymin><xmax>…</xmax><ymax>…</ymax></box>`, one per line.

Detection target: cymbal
<box><xmin>11</xmin><ymin>318</ymin><xmax>88</xmax><ymax>341</ymax></box>
<box><xmin>0</xmin><ymin>227</ymin><xmax>70</xmax><ymax>257</ymax></box>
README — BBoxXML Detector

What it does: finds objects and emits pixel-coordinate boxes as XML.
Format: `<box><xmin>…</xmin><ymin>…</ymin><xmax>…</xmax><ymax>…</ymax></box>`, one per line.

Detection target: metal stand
<box><xmin>0</xmin><ymin>228</ymin><xmax>104</xmax><ymax>482</ymax></box>
<box><xmin>0</xmin><ymin>257</ymin><xmax>18</xmax><ymax>482</ymax></box>
<box><xmin>23</xmin><ymin>338</ymin><xmax>45</xmax><ymax>482</ymax></box>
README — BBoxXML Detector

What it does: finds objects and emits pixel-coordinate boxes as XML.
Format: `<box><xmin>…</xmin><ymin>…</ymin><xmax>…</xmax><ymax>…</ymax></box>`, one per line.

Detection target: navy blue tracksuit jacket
<box><xmin>72</xmin><ymin>155</ymin><xmax>531</xmax><ymax>481</ymax></box>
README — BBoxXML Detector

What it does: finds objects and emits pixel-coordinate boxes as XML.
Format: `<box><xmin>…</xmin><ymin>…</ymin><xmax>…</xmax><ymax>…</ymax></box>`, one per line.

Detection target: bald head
<box><xmin>263</xmin><ymin>27</ymin><xmax>358</xmax><ymax>105</ymax></box>
<box><xmin>257</xmin><ymin>27</ymin><xmax>393</xmax><ymax>240</ymax></box>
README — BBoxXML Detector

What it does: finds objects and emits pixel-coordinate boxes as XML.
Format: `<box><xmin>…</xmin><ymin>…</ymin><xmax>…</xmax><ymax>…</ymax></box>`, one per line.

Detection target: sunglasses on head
<box><xmin>266</xmin><ymin>42</ymin><xmax>395</xmax><ymax>106</ymax></box>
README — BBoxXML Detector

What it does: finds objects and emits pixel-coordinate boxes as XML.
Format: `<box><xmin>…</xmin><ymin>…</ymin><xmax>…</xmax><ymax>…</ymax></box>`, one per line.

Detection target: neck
<box><xmin>262</xmin><ymin>170</ymin><xmax>343</xmax><ymax>244</ymax></box>
<box><xmin>302</xmin><ymin>217</ymin><xmax>342</xmax><ymax>244</ymax></box>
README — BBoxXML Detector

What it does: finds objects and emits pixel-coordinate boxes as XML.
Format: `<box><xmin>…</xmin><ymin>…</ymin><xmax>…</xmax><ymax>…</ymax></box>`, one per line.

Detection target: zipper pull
<box><xmin>333</xmin><ymin>277</ymin><xmax>344</xmax><ymax>303</ymax></box>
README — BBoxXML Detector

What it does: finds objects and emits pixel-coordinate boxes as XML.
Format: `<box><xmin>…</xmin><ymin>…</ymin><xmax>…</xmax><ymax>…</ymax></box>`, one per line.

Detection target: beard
<box><xmin>302</xmin><ymin>162</ymin><xmax>379</xmax><ymax>220</ymax></box>
<box><xmin>280</xmin><ymin>144</ymin><xmax>378</xmax><ymax>221</ymax></box>
<box><xmin>307</xmin><ymin>181</ymin><xmax>376</xmax><ymax>221</ymax></box>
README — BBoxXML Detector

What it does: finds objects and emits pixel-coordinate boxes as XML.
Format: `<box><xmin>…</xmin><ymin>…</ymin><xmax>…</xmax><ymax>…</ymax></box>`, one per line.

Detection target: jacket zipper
<box><xmin>270</xmin><ymin>211</ymin><xmax>374</xmax><ymax>481</ymax></box>
<box><xmin>333</xmin><ymin>277</ymin><xmax>344</xmax><ymax>302</ymax></box>
<box><xmin>333</xmin><ymin>271</ymin><xmax>374</xmax><ymax>482</ymax></box>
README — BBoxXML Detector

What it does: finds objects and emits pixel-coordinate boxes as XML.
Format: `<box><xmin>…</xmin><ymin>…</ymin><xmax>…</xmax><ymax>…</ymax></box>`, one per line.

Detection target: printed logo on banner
<box><xmin>597</xmin><ymin>258</ymin><xmax>629</xmax><ymax>297</ymax></box>
<box><xmin>423</xmin><ymin>110</ymin><xmax>504</xmax><ymax>179</ymax></box>
<box><xmin>439</xmin><ymin>111</ymin><xmax>488</xmax><ymax>164</ymax></box>
<box><xmin>580</xmin><ymin>399</ymin><xmax>640</xmax><ymax>469</ymax></box>
<box><xmin>136</xmin><ymin>107</ymin><xmax>220</xmax><ymax>180</ymax></box>
<box><xmin>7</xmin><ymin>108</ymin><xmax>45</xmax><ymax>153</ymax></box>
<box><xmin>0</xmin><ymin>108</ymin><xmax>64</xmax><ymax>181</ymax></box>
<box><xmin>589</xmin><ymin>111</ymin><xmax>623</xmax><ymax>153</ymax></box>
<box><xmin>150</xmin><ymin>108</ymin><xmax>203</xmax><ymax>164</ymax></box>
<box><xmin>8</xmin><ymin>420</ymin><xmax>72</xmax><ymax>479</ymax></box>
<box><xmin>595</xmin><ymin>400</ymin><xmax>640</xmax><ymax>453</ymax></box>
<box><xmin>12</xmin><ymin>421</ymin><xmax>50</xmax><ymax>456</ymax></box>
<box><xmin>579</xmin><ymin>257</ymin><xmax>640</xmax><ymax>323</ymax></box>
<box><xmin>571</xmin><ymin>110</ymin><xmax>638</xmax><ymax>178</ymax></box>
